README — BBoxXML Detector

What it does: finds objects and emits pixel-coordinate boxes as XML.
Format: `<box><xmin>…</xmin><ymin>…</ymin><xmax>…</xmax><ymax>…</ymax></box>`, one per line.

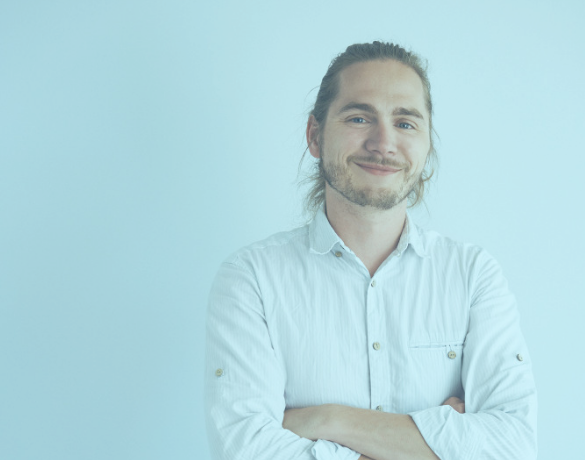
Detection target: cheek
<box><xmin>332</xmin><ymin>126</ymin><xmax>364</xmax><ymax>149</ymax></box>
<box><xmin>323</xmin><ymin>138</ymin><xmax>353</xmax><ymax>164</ymax></box>
<box><xmin>402</xmin><ymin>136</ymin><xmax>430</xmax><ymax>168</ymax></box>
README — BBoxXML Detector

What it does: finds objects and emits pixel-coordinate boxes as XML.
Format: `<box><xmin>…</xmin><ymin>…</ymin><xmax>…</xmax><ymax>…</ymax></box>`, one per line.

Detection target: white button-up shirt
<box><xmin>204</xmin><ymin>207</ymin><xmax>537</xmax><ymax>460</ymax></box>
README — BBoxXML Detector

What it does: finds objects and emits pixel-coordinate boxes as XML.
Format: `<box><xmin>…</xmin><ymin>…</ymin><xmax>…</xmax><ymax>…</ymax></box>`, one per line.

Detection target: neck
<box><xmin>324</xmin><ymin>187</ymin><xmax>407</xmax><ymax>277</ymax></box>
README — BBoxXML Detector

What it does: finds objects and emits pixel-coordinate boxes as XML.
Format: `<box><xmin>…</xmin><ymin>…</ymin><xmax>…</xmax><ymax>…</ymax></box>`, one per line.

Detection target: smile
<box><xmin>354</xmin><ymin>162</ymin><xmax>402</xmax><ymax>176</ymax></box>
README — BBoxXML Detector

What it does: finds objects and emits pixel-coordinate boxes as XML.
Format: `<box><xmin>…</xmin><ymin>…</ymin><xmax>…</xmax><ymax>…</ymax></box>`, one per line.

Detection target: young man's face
<box><xmin>309</xmin><ymin>59</ymin><xmax>431</xmax><ymax>210</ymax></box>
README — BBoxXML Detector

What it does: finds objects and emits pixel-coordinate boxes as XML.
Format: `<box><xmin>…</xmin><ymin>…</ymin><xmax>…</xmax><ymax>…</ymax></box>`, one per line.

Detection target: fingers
<box><xmin>441</xmin><ymin>396</ymin><xmax>466</xmax><ymax>414</ymax></box>
<box><xmin>453</xmin><ymin>401</ymin><xmax>465</xmax><ymax>414</ymax></box>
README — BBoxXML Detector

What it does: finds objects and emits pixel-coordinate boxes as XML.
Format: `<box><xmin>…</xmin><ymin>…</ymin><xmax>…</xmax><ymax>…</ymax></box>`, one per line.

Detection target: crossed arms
<box><xmin>205</xmin><ymin>255</ymin><xmax>537</xmax><ymax>460</ymax></box>
<box><xmin>281</xmin><ymin>397</ymin><xmax>465</xmax><ymax>460</ymax></box>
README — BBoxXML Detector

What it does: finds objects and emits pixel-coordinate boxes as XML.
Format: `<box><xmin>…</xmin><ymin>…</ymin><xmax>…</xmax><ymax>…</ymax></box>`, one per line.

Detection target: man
<box><xmin>204</xmin><ymin>41</ymin><xmax>537</xmax><ymax>460</ymax></box>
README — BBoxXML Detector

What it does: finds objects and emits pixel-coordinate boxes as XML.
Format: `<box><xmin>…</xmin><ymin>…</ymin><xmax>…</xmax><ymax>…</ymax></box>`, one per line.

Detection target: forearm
<box><xmin>323</xmin><ymin>405</ymin><xmax>439</xmax><ymax>460</ymax></box>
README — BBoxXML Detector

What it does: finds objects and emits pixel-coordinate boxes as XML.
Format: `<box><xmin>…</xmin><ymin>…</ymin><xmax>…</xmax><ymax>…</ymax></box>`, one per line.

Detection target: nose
<box><xmin>365</xmin><ymin>120</ymin><xmax>397</xmax><ymax>156</ymax></box>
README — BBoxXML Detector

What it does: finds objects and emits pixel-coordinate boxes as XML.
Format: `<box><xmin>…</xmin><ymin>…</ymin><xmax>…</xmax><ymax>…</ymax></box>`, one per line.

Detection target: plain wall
<box><xmin>1</xmin><ymin>1</ymin><xmax>584</xmax><ymax>459</ymax></box>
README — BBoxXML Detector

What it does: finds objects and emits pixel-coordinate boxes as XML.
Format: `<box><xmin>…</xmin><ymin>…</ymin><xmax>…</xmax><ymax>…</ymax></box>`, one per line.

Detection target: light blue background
<box><xmin>1</xmin><ymin>1</ymin><xmax>583</xmax><ymax>459</ymax></box>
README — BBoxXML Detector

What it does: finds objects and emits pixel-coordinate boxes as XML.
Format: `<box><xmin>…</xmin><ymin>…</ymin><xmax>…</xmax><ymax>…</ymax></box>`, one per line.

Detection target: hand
<box><xmin>282</xmin><ymin>404</ymin><xmax>332</xmax><ymax>441</ymax></box>
<box><xmin>441</xmin><ymin>396</ymin><xmax>465</xmax><ymax>414</ymax></box>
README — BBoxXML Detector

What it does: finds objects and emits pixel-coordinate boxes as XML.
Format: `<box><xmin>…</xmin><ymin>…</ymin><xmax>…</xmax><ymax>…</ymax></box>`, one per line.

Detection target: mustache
<box><xmin>349</xmin><ymin>155</ymin><xmax>409</xmax><ymax>170</ymax></box>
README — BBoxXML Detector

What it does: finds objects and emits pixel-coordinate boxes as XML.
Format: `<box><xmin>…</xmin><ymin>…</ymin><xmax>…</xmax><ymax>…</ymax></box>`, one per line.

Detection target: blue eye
<box><xmin>398</xmin><ymin>122</ymin><xmax>413</xmax><ymax>129</ymax></box>
<box><xmin>350</xmin><ymin>117</ymin><xmax>367</xmax><ymax>124</ymax></box>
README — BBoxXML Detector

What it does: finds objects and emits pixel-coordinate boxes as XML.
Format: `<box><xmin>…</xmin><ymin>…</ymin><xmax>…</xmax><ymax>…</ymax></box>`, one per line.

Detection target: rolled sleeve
<box><xmin>204</xmin><ymin>259</ymin><xmax>360</xmax><ymax>460</ymax></box>
<box><xmin>409</xmin><ymin>250</ymin><xmax>537</xmax><ymax>460</ymax></box>
<box><xmin>312</xmin><ymin>440</ymin><xmax>362</xmax><ymax>460</ymax></box>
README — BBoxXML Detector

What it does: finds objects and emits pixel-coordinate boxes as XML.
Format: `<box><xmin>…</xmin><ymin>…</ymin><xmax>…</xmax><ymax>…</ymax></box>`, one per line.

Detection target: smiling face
<box><xmin>307</xmin><ymin>59</ymin><xmax>432</xmax><ymax>210</ymax></box>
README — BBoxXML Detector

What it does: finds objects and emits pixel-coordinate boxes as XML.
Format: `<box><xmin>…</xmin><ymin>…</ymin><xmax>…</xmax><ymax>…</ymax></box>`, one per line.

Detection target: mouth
<box><xmin>354</xmin><ymin>162</ymin><xmax>402</xmax><ymax>176</ymax></box>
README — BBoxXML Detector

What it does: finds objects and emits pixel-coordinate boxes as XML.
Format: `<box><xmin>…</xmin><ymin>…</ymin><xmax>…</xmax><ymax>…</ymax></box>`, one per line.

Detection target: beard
<box><xmin>320</xmin><ymin>152</ymin><xmax>422</xmax><ymax>210</ymax></box>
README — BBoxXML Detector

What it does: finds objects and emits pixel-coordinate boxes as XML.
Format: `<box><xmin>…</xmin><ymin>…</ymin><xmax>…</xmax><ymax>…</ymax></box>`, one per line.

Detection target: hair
<box><xmin>299</xmin><ymin>41</ymin><xmax>438</xmax><ymax>216</ymax></box>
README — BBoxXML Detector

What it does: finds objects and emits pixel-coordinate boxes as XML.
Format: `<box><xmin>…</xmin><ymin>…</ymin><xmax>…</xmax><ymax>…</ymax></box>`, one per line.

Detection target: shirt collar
<box><xmin>309</xmin><ymin>204</ymin><xmax>344</xmax><ymax>255</ymax></box>
<box><xmin>403</xmin><ymin>210</ymin><xmax>428</xmax><ymax>258</ymax></box>
<box><xmin>309</xmin><ymin>204</ymin><xmax>428</xmax><ymax>258</ymax></box>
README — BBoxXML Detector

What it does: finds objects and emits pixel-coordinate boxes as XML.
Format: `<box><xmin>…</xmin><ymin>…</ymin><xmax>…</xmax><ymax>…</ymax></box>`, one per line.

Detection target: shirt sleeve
<box><xmin>204</xmin><ymin>259</ymin><xmax>361</xmax><ymax>460</ymax></box>
<box><xmin>408</xmin><ymin>249</ymin><xmax>538</xmax><ymax>460</ymax></box>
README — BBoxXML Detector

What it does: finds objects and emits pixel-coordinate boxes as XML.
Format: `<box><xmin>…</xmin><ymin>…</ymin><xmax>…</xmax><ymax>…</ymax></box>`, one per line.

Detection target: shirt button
<box><xmin>371</xmin><ymin>280</ymin><xmax>376</xmax><ymax>287</ymax></box>
<box><xmin>447</xmin><ymin>351</ymin><xmax>457</xmax><ymax>359</ymax></box>
<box><xmin>215</xmin><ymin>368</ymin><xmax>224</xmax><ymax>377</ymax></box>
<box><xmin>376</xmin><ymin>405</ymin><xmax>383</xmax><ymax>411</ymax></box>
<box><xmin>373</xmin><ymin>342</ymin><xmax>381</xmax><ymax>350</ymax></box>
<box><xmin>517</xmin><ymin>354</ymin><xmax>524</xmax><ymax>361</ymax></box>
<box><xmin>334</xmin><ymin>251</ymin><xmax>342</xmax><ymax>257</ymax></box>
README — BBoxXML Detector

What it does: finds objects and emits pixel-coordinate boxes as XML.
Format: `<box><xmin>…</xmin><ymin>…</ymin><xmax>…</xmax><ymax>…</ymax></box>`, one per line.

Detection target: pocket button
<box><xmin>447</xmin><ymin>351</ymin><xmax>457</xmax><ymax>359</ymax></box>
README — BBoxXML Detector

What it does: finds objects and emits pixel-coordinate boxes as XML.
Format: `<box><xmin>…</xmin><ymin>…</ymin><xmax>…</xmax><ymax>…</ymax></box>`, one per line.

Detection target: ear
<box><xmin>306</xmin><ymin>115</ymin><xmax>321</xmax><ymax>159</ymax></box>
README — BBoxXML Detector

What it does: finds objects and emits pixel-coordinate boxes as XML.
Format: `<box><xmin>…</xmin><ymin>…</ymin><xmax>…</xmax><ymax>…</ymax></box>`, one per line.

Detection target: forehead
<box><xmin>332</xmin><ymin>59</ymin><xmax>428</xmax><ymax>115</ymax></box>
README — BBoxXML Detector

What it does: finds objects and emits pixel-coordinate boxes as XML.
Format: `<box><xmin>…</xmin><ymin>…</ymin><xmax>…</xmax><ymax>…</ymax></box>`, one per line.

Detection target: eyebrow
<box><xmin>337</xmin><ymin>102</ymin><xmax>425</xmax><ymax>120</ymax></box>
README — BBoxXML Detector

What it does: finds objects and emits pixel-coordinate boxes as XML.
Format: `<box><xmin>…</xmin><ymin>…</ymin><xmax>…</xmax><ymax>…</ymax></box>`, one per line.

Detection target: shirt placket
<box><xmin>365</xmin><ymin>273</ymin><xmax>389</xmax><ymax>412</ymax></box>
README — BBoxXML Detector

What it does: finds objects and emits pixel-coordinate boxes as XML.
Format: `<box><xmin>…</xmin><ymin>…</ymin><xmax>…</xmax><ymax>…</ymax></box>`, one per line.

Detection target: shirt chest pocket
<box><xmin>399</xmin><ymin>341</ymin><xmax>465</xmax><ymax>412</ymax></box>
